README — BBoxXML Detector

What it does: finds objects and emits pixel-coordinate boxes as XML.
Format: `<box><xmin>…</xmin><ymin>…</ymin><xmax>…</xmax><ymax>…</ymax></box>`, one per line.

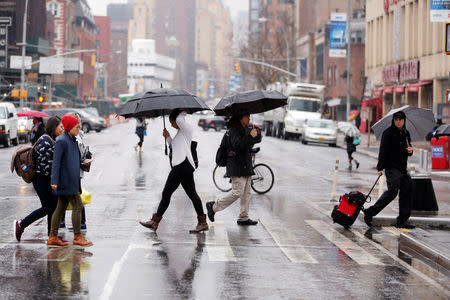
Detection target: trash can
<box><xmin>411</xmin><ymin>174</ymin><xmax>438</xmax><ymax>215</ymax></box>
<box><xmin>431</xmin><ymin>136</ymin><xmax>449</xmax><ymax>169</ymax></box>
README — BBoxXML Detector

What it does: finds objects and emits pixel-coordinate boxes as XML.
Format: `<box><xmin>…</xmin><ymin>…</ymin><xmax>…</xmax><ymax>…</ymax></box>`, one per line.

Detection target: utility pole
<box><xmin>346</xmin><ymin>0</ymin><xmax>351</xmax><ymax>121</ymax></box>
<box><xmin>20</xmin><ymin>0</ymin><xmax>29</xmax><ymax>108</ymax></box>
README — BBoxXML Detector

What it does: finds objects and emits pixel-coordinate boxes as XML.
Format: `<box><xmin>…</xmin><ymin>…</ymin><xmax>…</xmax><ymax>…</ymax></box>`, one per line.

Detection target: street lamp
<box><xmin>19</xmin><ymin>0</ymin><xmax>29</xmax><ymax>108</ymax></box>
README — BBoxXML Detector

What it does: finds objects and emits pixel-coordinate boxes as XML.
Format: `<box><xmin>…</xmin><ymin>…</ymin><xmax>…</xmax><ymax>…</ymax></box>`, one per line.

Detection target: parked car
<box><xmin>301</xmin><ymin>118</ymin><xmax>337</xmax><ymax>147</ymax></box>
<box><xmin>43</xmin><ymin>108</ymin><xmax>105</xmax><ymax>133</ymax></box>
<box><xmin>0</xmin><ymin>102</ymin><xmax>19</xmax><ymax>147</ymax></box>
<box><xmin>198</xmin><ymin>115</ymin><xmax>227</xmax><ymax>131</ymax></box>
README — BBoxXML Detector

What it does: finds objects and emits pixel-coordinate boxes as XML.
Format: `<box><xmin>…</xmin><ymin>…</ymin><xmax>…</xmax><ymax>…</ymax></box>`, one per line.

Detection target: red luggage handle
<box><xmin>365</xmin><ymin>174</ymin><xmax>383</xmax><ymax>203</ymax></box>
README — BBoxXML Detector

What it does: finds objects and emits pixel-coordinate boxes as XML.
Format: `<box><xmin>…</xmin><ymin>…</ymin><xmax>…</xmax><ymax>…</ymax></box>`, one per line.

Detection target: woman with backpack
<box><xmin>139</xmin><ymin>109</ymin><xmax>208</xmax><ymax>233</ymax></box>
<box><xmin>346</xmin><ymin>134</ymin><xmax>360</xmax><ymax>171</ymax></box>
<box><xmin>134</xmin><ymin>117</ymin><xmax>147</xmax><ymax>152</ymax></box>
<box><xmin>14</xmin><ymin>116</ymin><xmax>65</xmax><ymax>242</ymax></box>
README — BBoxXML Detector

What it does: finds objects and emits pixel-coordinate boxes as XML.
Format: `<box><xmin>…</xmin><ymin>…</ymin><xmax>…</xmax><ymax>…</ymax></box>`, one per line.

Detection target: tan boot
<box><xmin>139</xmin><ymin>213</ymin><xmax>162</xmax><ymax>231</ymax></box>
<box><xmin>47</xmin><ymin>234</ymin><xmax>69</xmax><ymax>247</ymax></box>
<box><xmin>73</xmin><ymin>234</ymin><xmax>93</xmax><ymax>247</ymax></box>
<box><xmin>189</xmin><ymin>214</ymin><xmax>209</xmax><ymax>233</ymax></box>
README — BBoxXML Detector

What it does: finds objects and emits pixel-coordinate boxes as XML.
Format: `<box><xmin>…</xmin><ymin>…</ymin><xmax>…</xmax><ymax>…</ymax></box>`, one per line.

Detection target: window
<box><xmin>328</xmin><ymin>67</ymin><xmax>332</xmax><ymax>85</ymax></box>
<box><xmin>48</xmin><ymin>2</ymin><xmax>59</xmax><ymax>17</ymax></box>
<box><xmin>315</xmin><ymin>43</ymin><xmax>324</xmax><ymax>79</ymax></box>
<box><xmin>334</xmin><ymin>66</ymin><xmax>338</xmax><ymax>86</ymax></box>
<box><xmin>277</xmin><ymin>11</ymin><xmax>286</xmax><ymax>21</ymax></box>
<box><xmin>95</xmin><ymin>40</ymin><xmax>100</xmax><ymax>49</ymax></box>
<box><xmin>300</xmin><ymin>59</ymin><xmax>307</xmax><ymax>78</ymax></box>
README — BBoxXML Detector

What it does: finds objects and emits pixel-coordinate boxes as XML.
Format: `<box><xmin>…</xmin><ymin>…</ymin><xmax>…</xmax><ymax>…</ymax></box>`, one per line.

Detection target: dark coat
<box><xmin>225</xmin><ymin>125</ymin><xmax>257</xmax><ymax>177</ymax></box>
<box><xmin>51</xmin><ymin>132</ymin><xmax>81</xmax><ymax>195</ymax></box>
<box><xmin>345</xmin><ymin>135</ymin><xmax>356</xmax><ymax>153</ymax></box>
<box><xmin>34</xmin><ymin>134</ymin><xmax>55</xmax><ymax>177</ymax></box>
<box><xmin>376</xmin><ymin>118</ymin><xmax>412</xmax><ymax>174</ymax></box>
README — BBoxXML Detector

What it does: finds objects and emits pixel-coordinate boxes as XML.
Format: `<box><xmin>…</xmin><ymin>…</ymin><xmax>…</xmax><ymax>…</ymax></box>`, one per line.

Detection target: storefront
<box><xmin>360</xmin><ymin>87</ymin><xmax>383</xmax><ymax>133</ymax></box>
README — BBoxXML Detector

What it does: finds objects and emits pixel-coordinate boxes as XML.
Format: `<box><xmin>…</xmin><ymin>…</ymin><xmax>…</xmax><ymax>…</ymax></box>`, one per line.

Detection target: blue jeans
<box><xmin>20</xmin><ymin>175</ymin><xmax>57</xmax><ymax>235</ymax></box>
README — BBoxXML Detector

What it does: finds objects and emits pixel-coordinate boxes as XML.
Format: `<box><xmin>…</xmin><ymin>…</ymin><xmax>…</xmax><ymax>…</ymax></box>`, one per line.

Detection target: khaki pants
<box><xmin>213</xmin><ymin>176</ymin><xmax>252</xmax><ymax>221</ymax></box>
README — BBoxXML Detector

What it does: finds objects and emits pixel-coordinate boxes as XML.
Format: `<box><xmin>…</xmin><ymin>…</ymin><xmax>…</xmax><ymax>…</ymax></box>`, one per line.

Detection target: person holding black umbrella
<box><xmin>206</xmin><ymin>110</ymin><xmax>259</xmax><ymax>226</ymax></box>
<box><xmin>363</xmin><ymin>111</ymin><xmax>415</xmax><ymax>229</ymax></box>
<box><xmin>139</xmin><ymin>109</ymin><xmax>208</xmax><ymax>233</ymax></box>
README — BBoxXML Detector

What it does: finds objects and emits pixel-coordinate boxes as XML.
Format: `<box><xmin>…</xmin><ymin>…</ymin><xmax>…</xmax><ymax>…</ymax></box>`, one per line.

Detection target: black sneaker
<box><xmin>237</xmin><ymin>219</ymin><xmax>258</xmax><ymax>226</ymax></box>
<box><xmin>396</xmin><ymin>222</ymin><xmax>415</xmax><ymax>229</ymax></box>
<box><xmin>59</xmin><ymin>222</ymin><xmax>66</xmax><ymax>229</ymax></box>
<box><xmin>206</xmin><ymin>201</ymin><xmax>215</xmax><ymax>222</ymax></box>
<box><xmin>363</xmin><ymin>211</ymin><xmax>373</xmax><ymax>227</ymax></box>
<box><xmin>356</xmin><ymin>162</ymin><xmax>360</xmax><ymax>169</ymax></box>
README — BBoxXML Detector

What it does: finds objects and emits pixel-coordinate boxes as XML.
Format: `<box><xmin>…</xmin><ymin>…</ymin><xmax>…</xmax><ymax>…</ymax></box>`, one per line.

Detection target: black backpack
<box><xmin>215</xmin><ymin>132</ymin><xmax>228</xmax><ymax>167</ymax></box>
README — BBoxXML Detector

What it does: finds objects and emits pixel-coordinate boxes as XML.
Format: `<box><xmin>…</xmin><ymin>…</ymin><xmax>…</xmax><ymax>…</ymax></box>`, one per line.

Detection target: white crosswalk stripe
<box><xmin>306</xmin><ymin>219</ymin><xmax>385</xmax><ymax>266</ymax></box>
<box><xmin>261</xmin><ymin>218</ymin><xmax>318</xmax><ymax>264</ymax></box>
<box><xmin>205</xmin><ymin>223</ymin><xmax>236</xmax><ymax>262</ymax></box>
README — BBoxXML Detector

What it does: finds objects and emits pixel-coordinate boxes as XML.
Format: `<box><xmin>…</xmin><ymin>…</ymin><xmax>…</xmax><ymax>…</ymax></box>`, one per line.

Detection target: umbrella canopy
<box><xmin>213</xmin><ymin>90</ymin><xmax>287</xmax><ymax>116</ymax></box>
<box><xmin>371</xmin><ymin>105</ymin><xmax>435</xmax><ymax>142</ymax></box>
<box><xmin>337</xmin><ymin>121</ymin><xmax>361</xmax><ymax>137</ymax></box>
<box><xmin>435</xmin><ymin>124</ymin><xmax>450</xmax><ymax>135</ymax></box>
<box><xmin>117</xmin><ymin>88</ymin><xmax>210</xmax><ymax>118</ymax></box>
<box><xmin>17</xmin><ymin>110</ymin><xmax>49</xmax><ymax>118</ymax></box>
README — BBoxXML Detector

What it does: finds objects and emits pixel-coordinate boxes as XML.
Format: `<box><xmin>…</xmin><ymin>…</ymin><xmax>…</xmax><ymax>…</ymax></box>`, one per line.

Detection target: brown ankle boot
<box><xmin>139</xmin><ymin>213</ymin><xmax>162</xmax><ymax>231</ymax></box>
<box><xmin>189</xmin><ymin>214</ymin><xmax>209</xmax><ymax>233</ymax></box>
<box><xmin>73</xmin><ymin>234</ymin><xmax>93</xmax><ymax>247</ymax></box>
<box><xmin>47</xmin><ymin>234</ymin><xmax>69</xmax><ymax>247</ymax></box>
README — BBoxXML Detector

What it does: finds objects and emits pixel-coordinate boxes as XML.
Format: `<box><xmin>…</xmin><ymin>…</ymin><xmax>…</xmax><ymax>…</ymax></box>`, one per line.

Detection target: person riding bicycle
<box><xmin>207</xmin><ymin>109</ymin><xmax>260</xmax><ymax>226</ymax></box>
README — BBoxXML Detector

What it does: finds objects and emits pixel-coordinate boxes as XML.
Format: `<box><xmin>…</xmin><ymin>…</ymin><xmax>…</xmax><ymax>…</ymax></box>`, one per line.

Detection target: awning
<box><xmin>373</xmin><ymin>87</ymin><xmax>383</xmax><ymax>97</ymax></box>
<box><xmin>395</xmin><ymin>85</ymin><xmax>405</xmax><ymax>93</ymax></box>
<box><xmin>383</xmin><ymin>86</ymin><xmax>394</xmax><ymax>94</ymax></box>
<box><xmin>407</xmin><ymin>80</ymin><xmax>433</xmax><ymax>93</ymax></box>
<box><xmin>327</xmin><ymin>98</ymin><xmax>341</xmax><ymax>107</ymax></box>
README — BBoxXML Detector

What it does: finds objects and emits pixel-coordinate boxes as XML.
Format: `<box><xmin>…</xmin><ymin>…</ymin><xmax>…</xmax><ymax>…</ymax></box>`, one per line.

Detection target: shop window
<box><xmin>315</xmin><ymin>44</ymin><xmax>324</xmax><ymax>79</ymax></box>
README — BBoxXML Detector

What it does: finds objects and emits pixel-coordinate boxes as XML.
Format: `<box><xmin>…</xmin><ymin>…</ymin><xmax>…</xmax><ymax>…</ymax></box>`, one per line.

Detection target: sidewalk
<box><xmin>336</xmin><ymin>132</ymin><xmax>450</xmax><ymax>273</ymax></box>
<box><xmin>336</xmin><ymin>132</ymin><xmax>450</xmax><ymax>180</ymax></box>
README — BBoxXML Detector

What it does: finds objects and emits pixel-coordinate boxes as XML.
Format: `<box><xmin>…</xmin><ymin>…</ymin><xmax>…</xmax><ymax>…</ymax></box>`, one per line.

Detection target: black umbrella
<box><xmin>213</xmin><ymin>90</ymin><xmax>287</xmax><ymax>116</ymax></box>
<box><xmin>117</xmin><ymin>88</ymin><xmax>211</xmax><ymax>154</ymax></box>
<box><xmin>435</xmin><ymin>124</ymin><xmax>450</xmax><ymax>135</ymax></box>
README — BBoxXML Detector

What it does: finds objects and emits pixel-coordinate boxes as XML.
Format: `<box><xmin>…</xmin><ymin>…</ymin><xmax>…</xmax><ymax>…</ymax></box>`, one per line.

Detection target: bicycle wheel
<box><xmin>213</xmin><ymin>165</ymin><xmax>232</xmax><ymax>192</ymax></box>
<box><xmin>251</xmin><ymin>163</ymin><xmax>274</xmax><ymax>194</ymax></box>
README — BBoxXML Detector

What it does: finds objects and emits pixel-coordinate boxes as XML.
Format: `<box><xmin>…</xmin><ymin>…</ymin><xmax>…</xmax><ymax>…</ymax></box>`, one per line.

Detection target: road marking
<box><xmin>306</xmin><ymin>219</ymin><xmax>384</xmax><ymax>265</ymax></box>
<box><xmin>99</xmin><ymin>243</ymin><xmax>154</xmax><ymax>300</ymax></box>
<box><xmin>260</xmin><ymin>219</ymin><xmax>318</xmax><ymax>264</ymax></box>
<box><xmin>95</xmin><ymin>170</ymin><xmax>103</xmax><ymax>181</ymax></box>
<box><xmin>205</xmin><ymin>223</ymin><xmax>236</xmax><ymax>262</ymax></box>
<box><xmin>301</xmin><ymin>197</ymin><xmax>450</xmax><ymax>296</ymax></box>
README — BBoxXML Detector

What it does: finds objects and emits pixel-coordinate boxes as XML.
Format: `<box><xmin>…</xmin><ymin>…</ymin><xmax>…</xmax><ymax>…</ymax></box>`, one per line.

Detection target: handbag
<box><xmin>67</xmin><ymin>187</ymin><xmax>92</xmax><ymax>210</ymax></box>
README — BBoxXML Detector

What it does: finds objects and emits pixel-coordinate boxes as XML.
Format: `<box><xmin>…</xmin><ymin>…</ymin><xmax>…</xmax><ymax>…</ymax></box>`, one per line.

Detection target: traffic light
<box><xmin>234</xmin><ymin>63</ymin><xmax>241</xmax><ymax>74</ymax></box>
<box><xmin>39</xmin><ymin>94</ymin><xmax>47</xmax><ymax>103</ymax></box>
<box><xmin>446</xmin><ymin>22</ymin><xmax>450</xmax><ymax>55</ymax></box>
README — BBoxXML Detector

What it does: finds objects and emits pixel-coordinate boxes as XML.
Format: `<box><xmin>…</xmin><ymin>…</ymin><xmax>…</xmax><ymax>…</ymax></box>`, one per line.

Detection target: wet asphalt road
<box><xmin>0</xmin><ymin>116</ymin><xmax>449</xmax><ymax>299</ymax></box>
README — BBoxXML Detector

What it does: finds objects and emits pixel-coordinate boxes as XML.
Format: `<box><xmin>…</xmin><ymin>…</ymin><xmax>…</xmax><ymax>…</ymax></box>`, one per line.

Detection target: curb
<box><xmin>399</xmin><ymin>232</ymin><xmax>450</xmax><ymax>270</ymax></box>
<box><xmin>372</xmin><ymin>215</ymin><xmax>450</xmax><ymax>229</ymax></box>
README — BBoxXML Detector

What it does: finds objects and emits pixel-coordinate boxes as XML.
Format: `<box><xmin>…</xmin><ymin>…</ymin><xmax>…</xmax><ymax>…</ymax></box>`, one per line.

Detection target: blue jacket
<box><xmin>51</xmin><ymin>132</ymin><xmax>81</xmax><ymax>195</ymax></box>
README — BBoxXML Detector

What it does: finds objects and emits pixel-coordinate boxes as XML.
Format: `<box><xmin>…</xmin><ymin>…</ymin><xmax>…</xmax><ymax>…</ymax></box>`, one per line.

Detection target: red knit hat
<box><xmin>61</xmin><ymin>115</ymin><xmax>79</xmax><ymax>132</ymax></box>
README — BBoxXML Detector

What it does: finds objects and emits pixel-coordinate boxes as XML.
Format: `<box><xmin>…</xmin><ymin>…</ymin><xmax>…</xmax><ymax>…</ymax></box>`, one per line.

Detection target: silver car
<box><xmin>301</xmin><ymin>119</ymin><xmax>337</xmax><ymax>147</ymax></box>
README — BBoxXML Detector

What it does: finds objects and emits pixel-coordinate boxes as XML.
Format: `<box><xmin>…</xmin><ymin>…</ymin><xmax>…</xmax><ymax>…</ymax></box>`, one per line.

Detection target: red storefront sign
<box><xmin>384</xmin><ymin>0</ymin><xmax>398</xmax><ymax>13</ymax></box>
<box><xmin>395</xmin><ymin>85</ymin><xmax>405</xmax><ymax>93</ymax></box>
<box><xmin>406</xmin><ymin>80</ymin><xmax>432</xmax><ymax>93</ymax></box>
<box><xmin>384</xmin><ymin>86</ymin><xmax>394</xmax><ymax>93</ymax></box>
<box><xmin>373</xmin><ymin>87</ymin><xmax>384</xmax><ymax>97</ymax></box>
<box><xmin>399</xmin><ymin>60</ymin><xmax>419</xmax><ymax>82</ymax></box>
<box><xmin>382</xmin><ymin>65</ymin><xmax>399</xmax><ymax>83</ymax></box>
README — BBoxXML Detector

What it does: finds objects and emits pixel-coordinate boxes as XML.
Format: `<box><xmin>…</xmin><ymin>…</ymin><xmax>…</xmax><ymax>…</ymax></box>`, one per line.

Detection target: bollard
<box><xmin>377</xmin><ymin>173</ymin><xmax>386</xmax><ymax>199</ymax></box>
<box><xmin>424</xmin><ymin>150</ymin><xmax>429</xmax><ymax>173</ymax></box>
<box><xmin>330</xmin><ymin>157</ymin><xmax>340</xmax><ymax>202</ymax></box>
<box><xmin>419</xmin><ymin>149</ymin><xmax>424</xmax><ymax>170</ymax></box>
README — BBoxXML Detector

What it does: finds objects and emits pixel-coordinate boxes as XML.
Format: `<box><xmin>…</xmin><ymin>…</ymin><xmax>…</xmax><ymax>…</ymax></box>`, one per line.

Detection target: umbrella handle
<box><xmin>162</xmin><ymin>110</ymin><xmax>168</xmax><ymax>156</ymax></box>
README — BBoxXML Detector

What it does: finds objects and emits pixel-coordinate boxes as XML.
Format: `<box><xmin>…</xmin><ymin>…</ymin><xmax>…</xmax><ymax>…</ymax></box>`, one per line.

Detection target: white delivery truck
<box><xmin>264</xmin><ymin>82</ymin><xmax>324</xmax><ymax>139</ymax></box>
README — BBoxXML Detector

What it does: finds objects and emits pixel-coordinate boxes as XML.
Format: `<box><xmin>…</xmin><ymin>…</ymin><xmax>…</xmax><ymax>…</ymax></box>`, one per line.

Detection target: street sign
<box><xmin>10</xmin><ymin>55</ymin><xmax>32</xmax><ymax>69</ymax></box>
<box><xmin>39</xmin><ymin>57</ymin><xmax>64</xmax><ymax>74</ymax></box>
<box><xmin>0</xmin><ymin>17</ymin><xmax>11</xmax><ymax>71</ymax></box>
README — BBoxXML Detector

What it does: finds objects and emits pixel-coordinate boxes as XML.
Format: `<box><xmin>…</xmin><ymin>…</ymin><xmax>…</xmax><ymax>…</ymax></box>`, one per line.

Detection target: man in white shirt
<box><xmin>139</xmin><ymin>109</ymin><xmax>208</xmax><ymax>233</ymax></box>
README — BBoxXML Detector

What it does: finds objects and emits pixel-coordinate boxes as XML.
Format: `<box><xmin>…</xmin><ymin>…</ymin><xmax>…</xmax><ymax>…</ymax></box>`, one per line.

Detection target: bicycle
<box><xmin>212</xmin><ymin>147</ymin><xmax>274</xmax><ymax>194</ymax></box>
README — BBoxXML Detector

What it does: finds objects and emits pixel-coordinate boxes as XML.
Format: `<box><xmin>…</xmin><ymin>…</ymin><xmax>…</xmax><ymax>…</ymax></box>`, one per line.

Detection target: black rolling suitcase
<box><xmin>331</xmin><ymin>175</ymin><xmax>382</xmax><ymax>229</ymax></box>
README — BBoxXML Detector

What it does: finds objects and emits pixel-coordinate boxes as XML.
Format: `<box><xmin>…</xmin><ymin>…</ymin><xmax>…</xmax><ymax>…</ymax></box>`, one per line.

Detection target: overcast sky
<box><xmin>87</xmin><ymin>0</ymin><xmax>249</xmax><ymax>19</ymax></box>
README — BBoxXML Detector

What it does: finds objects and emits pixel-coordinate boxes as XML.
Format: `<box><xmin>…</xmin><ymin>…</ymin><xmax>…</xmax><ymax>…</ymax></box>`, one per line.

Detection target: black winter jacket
<box><xmin>345</xmin><ymin>135</ymin><xmax>356</xmax><ymax>153</ymax></box>
<box><xmin>376</xmin><ymin>119</ymin><xmax>412</xmax><ymax>174</ymax></box>
<box><xmin>225</xmin><ymin>125</ymin><xmax>257</xmax><ymax>177</ymax></box>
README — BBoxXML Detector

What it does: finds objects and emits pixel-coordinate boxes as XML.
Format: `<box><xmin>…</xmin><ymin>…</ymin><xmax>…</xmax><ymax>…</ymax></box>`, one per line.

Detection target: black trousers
<box><xmin>157</xmin><ymin>159</ymin><xmax>204</xmax><ymax>217</ymax></box>
<box><xmin>136</xmin><ymin>133</ymin><xmax>144</xmax><ymax>147</ymax></box>
<box><xmin>365</xmin><ymin>168</ymin><xmax>412</xmax><ymax>224</ymax></box>
<box><xmin>21</xmin><ymin>175</ymin><xmax>57</xmax><ymax>235</ymax></box>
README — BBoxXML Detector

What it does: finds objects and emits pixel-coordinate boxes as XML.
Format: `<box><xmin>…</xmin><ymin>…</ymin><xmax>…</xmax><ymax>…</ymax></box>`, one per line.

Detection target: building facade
<box><xmin>127</xmin><ymin>39</ymin><xmax>176</xmax><ymax>93</ymax></box>
<box><xmin>365</xmin><ymin>0</ymin><xmax>450</xmax><ymax>123</ymax></box>
<box><xmin>93</xmin><ymin>16</ymin><xmax>111</xmax><ymax>99</ymax></box>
